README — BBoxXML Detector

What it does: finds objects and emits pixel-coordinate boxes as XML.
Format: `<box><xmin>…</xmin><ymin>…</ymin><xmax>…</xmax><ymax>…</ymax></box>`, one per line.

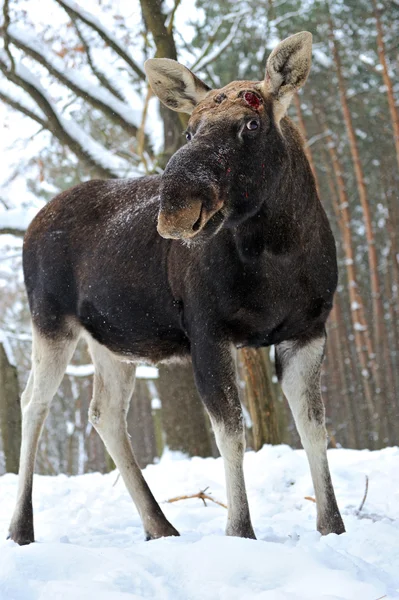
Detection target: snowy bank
<box><xmin>1</xmin><ymin>445</ymin><xmax>399</xmax><ymax>599</ymax></box>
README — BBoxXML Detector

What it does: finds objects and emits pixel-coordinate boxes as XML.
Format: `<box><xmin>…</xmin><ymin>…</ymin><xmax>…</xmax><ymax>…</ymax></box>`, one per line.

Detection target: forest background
<box><xmin>0</xmin><ymin>0</ymin><xmax>398</xmax><ymax>476</ymax></box>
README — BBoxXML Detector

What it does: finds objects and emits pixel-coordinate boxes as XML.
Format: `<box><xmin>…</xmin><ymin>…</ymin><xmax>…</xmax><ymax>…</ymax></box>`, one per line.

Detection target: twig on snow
<box><xmin>166</xmin><ymin>486</ymin><xmax>227</xmax><ymax>509</ymax></box>
<box><xmin>305</xmin><ymin>474</ymin><xmax>370</xmax><ymax>514</ymax></box>
<box><xmin>357</xmin><ymin>475</ymin><xmax>369</xmax><ymax>513</ymax></box>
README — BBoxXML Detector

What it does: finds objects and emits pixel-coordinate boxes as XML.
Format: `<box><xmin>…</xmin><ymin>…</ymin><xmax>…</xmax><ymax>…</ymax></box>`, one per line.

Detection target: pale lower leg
<box><xmin>8</xmin><ymin>327</ymin><xmax>78</xmax><ymax>544</ymax></box>
<box><xmin>213</xmin><ymin>420</ymin><xmax>255</xmax><ymax>539</ymax></box>
<box><xmin>96</xmin><ymin>418</ymin><xmax>179</xmax><ymax>539</ymax></box>
<box><xmin>87</xmin><ymin>339</ymin><xmax>178</xmax><ymax>540</ymax></box>
<box><xmin>277</xmin><ymin>336</ymin><xmax>345</xmax><ymax>535</ymax></box>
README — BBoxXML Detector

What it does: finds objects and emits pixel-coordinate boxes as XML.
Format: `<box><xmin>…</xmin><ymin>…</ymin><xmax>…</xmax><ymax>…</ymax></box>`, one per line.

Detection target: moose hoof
<box><xmin>145</xmin><ymin>522</ymin><xmax>180</xmax><ymax>541</ymax></box>
<box><xmin>7</xmin><ymin>523</ymin><xmax>35</xmax><ymax>546</ymax></box>
<box><xmin>226</xmin><ymin>521</ymin><xmax>257</xmax><ymax>540</ymax></box>
<box><xmin>317</xmin><ymin>513</ymin><xmax>346</xmax><ymax>536</ymax></box>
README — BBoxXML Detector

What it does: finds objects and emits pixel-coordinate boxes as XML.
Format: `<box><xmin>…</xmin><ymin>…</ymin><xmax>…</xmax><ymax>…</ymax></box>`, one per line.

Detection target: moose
<box><xmin>8</xmin><ymin>31</ymin><xmax>345</xmax><ymax>545</ymax></box>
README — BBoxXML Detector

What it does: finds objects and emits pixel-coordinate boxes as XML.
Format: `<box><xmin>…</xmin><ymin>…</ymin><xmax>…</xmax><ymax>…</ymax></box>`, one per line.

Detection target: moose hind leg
<box><xmin>8</xmin><ymin>325</ymin><xmax>79</xmax><ymax>545</ymax></box>
<box><xmin>87</xmin><ymin>337</ymin><xmax>179</xmax><ymax>540</ymax></box>
<box><xmin>276</xmin><ymin>333</ymin><xmax>345</xmax><ymax>535</ymax></box>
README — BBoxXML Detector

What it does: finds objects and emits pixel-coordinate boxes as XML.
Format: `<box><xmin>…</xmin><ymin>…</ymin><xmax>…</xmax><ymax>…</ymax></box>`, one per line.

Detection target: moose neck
<box><xmin>232</xmin><ymin>129</ymin><xmax>319</xmax><ymax>261</ymax></box>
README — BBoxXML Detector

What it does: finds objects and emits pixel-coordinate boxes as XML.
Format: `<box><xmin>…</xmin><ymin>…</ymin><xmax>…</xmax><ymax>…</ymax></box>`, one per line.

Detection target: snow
<box><xmin>65</xmin><ymin>364</ymin><xmax>158</xmax><ymax>378</ymax></box>
<box><xmin>60</xmin><ymin>116</ymin><xmax>137</xmax><ymax>179</ymax></box>
<box><xmin>57</xmin><ymin>0</ymin><xmax>145</xmax><ymax>79</ymax></box>
<box><xmin>192</xmin><ymin>18</ymin><xmax>242</xmax><ymax>72</ymax></box>
<box><xmin>0</xmin><ymin>78</ymin><xmax>46</xmax><ymax>122</ymax></box>
<box><xmin>1</xmin><ymin>445</ymin><xmax>399</xmax><ymax>599</ymax></box>
<box><xmin>151</xmin><ymin>397</ymin><xmax>162</xmax><ymax>410</ymax></box>
<box><xmin>0</xmin><ymin>206</ymin><xmax>43</xmax><ymax>232</ymax></box>
<box><xmin>355</xmin><ymin>129</ymin><xmax>368</xmax><ymax>140</ymax></box>
<box><xmin>313</xmin><ymin>48</ymin><xmax>333</xmax><ymax>68</ymax></box>
<box><xmin>0</xmin><ymin>57</ymin><xmax>137</xmax><ymax>179</ymax></box>
<box><xmin>136</xmin><ymin>366</ymin><xmax>158</xmax><ymax>379</ymax></box>
<box><xmin>0</xmin><ymin>0</ymin><xmax>204</xmax><ymax>193</ymax></box>
<box><xmin>65</xmin><ymin>364</ymin><xmax>95</xmax><ymax>377</ymax></box>
<box><xmin>7</xmin><ymin>26</ymin><xmax>142</xmax><ymax>130</ymax></box>
<box><xmin>0</xmin><ymin>101</ymin><xmax>49</xmax><ymax>208</ymax></box>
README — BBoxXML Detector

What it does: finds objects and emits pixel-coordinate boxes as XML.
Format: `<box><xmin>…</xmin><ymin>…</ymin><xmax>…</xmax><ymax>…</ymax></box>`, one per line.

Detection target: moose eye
<box><xmin>185</xmin><ymin>132</ymin><xmax>192</xmax><ymax>141</ymax></box>
<box><xmin>246</xmin><ymin>120</ymin><xmax>259</xmax><ymax>131</ymax></box>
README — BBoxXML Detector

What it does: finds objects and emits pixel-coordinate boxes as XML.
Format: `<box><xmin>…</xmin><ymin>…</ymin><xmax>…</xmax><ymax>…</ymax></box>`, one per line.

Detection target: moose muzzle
<box><xmin>157</xmin><ymin>197</ymin><xmax>224</xmax><ymax>240</ymax></box>
<box><xmin>157</xmin><ymin>146</ymin><xmax>224</xmax><ymax>240</ymax></box>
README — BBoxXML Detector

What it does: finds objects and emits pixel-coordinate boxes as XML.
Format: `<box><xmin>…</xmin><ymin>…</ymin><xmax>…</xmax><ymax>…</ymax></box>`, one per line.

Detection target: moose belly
<box><xmin>77</xmin><ymin>294</ymin><xmax>190</xmax><ymax>364</ymax></box>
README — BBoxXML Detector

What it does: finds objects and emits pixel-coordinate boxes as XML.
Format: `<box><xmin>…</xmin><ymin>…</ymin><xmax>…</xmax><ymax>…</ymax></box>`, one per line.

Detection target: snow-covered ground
<box><xmin>1</xmin><ymin>445</ymin><xmax>398</xmax><ymax>600</ymax></box>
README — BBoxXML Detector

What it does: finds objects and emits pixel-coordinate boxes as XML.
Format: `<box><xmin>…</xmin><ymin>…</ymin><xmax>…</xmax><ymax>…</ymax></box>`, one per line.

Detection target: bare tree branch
<box><xmin>166</xmin><ymin>0</ymin><xmax>182</xmax><ymax>36</ymax></box>
<box><xmin>137</xmin><ymin>85</ymin><xmax>153</xmax><ymax>173</ymax></box>
<box><xmin>0</xmin><ymin>55</ymin><xmax>119</xmax><ymax>179</ymax></box>
<box><xmin>190</xmin><ymin>19</ymin><xmax>226</xmax><ymax>71</ymax></box>
<box><xmin>192</xmin><ymin>18</ymin><xmax>241</xmax><ymax>73</ymax></box>
<box><xmin>54</xmin><ymin>0</ymin><xmax>146</xmax><ymax>80</ymax></box>
<box><xmin>0</xmin><ymin>227</ymin><xmax>25</xmax><ymax>237</ymax></box>
<box><xmin>6</xmin><ymin>27</ymin><xmax>138</xmax><ymax>137</ymax></box>
<box><xmin>139</xmin><ymin>0</ymin><xmax>185</xmax><ymax>164</ymax></box>
<box><xmin>0</xmin><ymin>90</ymin><xmax>47</xmax><ymax>127</ymax></box>
<box><xmin>1</xmin><ymin>0</ymin><xmax>15</xmax><ymax>71</ymax></box>
<box><xmin>139</xmin><ymin>0</ymin><xmax>177</xmax><ymax>60</ymax></box>
<box><xmin>72</xmin><ymin>19</ymin><xmax>125</xmax><ymax>102</ymax></box>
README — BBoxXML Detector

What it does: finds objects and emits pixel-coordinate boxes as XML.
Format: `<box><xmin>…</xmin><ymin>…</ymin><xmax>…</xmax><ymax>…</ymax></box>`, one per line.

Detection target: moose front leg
<box><xmin>276</xmin><ymin>333</ymin><xmax>345</xmax><ymax>535</ymax></box>
<box><xmin>191</xmin><ymin>338</ymin><xmax>256</xmax><ymax>539</ymax></box>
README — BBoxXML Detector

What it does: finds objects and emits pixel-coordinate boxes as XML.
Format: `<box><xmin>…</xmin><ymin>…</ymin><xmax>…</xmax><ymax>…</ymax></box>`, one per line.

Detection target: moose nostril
<box><xmin>192</xmin><ymin>207</ymin><xmax>203</xmax><ymax>232</ymax></box>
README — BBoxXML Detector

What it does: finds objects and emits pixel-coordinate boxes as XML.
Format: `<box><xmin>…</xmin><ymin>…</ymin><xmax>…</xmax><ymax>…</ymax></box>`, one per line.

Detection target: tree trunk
<box><xmin>373</xmin><ymin>0</ymin><xmax>399</xmax><ymax>172</ymax></box>
<box><xmin>157</xmin><ymin>363</ymin><xmax>215</xmax><ymax>457</ymax></box>
<box><xmin>293</xmin><ymin>92</ymin><xmax>319</xmax><ymax>190</ymax></box>
<box><xmin>315</xmin><ymin>113</ymin><xmax>379</xmax><ymax>433</ymax></box>
<box><xmin>239</xmin><ymin>348</ymin><xmax>281</xmax><ymax>449</ymax></box>
<box><xmin>139</xmin><ymin>0</ymin><xmax>186</xmax><ymax>166</ymax></box>
<box><xmin>0</xmin><ymin>342</ymin><xmax>21</xmax><ymax>473</ymax></box>
<box><xmin>326</xmin><ymin>304</ymin><xmax>359</xmax><ymax>448</ymax></box>
<box><xmin>328</xmin><ymin>14</ymin><xmax>384</xmax><ymax>349</ymax></box>
<box><xmin>128</xmin><ymin>378</ymin><xmax>158</xmax><ymax>468</ymax></box>
<box><xmin>292</xmin><ymin>92</ymin><xmax>359</xmax><ymax>446</ymax></box>
<box><xmin>158</xmin><ymin>105</ymin><xmax>187</xmax><ymax>168</ymax></box>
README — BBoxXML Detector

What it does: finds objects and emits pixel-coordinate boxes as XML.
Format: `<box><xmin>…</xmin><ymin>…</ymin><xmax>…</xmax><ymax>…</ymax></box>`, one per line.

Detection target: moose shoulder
<box><xmin>8</xmin><ymin>31</ymin><xmax>345</xmax><ymax>546</ymax></box>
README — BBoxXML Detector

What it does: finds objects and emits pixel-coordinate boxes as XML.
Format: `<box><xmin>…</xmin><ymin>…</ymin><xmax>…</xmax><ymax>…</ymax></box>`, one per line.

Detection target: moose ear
<box><xmin>144</xmin><ymin>58</ymin><xmax>211</xmax><ymax>114</ymax></box>
<box><xmin>264</xmin><ymin>32</ymin><xmax>312</xmax><ymax>112</ymax></box>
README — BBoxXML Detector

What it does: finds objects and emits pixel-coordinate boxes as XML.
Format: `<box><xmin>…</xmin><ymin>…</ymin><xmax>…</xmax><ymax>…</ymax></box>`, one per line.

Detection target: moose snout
<box><xmin>157</xmin><ymin>198</ymin><xmax>203</xmax><ymax>239</ymax></box>
<box><xmin>157</xmin><ymin>181</ymin><xmax>225</xmax><ymax>240</ymax></box>
<box><xmin>157</xmin><ymin>145</ymin><xmax>225</xmax><ymax>239</ymax></box>
<box><xmin>157</xmin><ymin>197</ymin><xmax>225</xmax><ymax>240</ymax></box>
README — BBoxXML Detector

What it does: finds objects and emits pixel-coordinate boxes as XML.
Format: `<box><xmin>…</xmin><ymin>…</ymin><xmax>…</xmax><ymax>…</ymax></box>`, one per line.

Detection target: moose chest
<box><xmin>180</xmin><ymin>243</ymin><xmax>333</xmax><ymax>349</ymax></box>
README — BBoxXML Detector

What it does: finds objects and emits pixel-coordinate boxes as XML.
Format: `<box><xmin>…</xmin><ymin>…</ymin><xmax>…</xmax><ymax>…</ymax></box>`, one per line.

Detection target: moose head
<box><xmin>145</xmin><ymin>32</ymin><xmax>312</xmax><ymax>240</ymax></box>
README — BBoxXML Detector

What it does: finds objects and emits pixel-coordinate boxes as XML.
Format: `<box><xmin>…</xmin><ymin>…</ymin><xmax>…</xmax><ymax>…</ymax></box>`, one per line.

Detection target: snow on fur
<box><xmin>1</xmin><ymin>445</ymin><xmax>399</xmax><ymax>599</ymax></box>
